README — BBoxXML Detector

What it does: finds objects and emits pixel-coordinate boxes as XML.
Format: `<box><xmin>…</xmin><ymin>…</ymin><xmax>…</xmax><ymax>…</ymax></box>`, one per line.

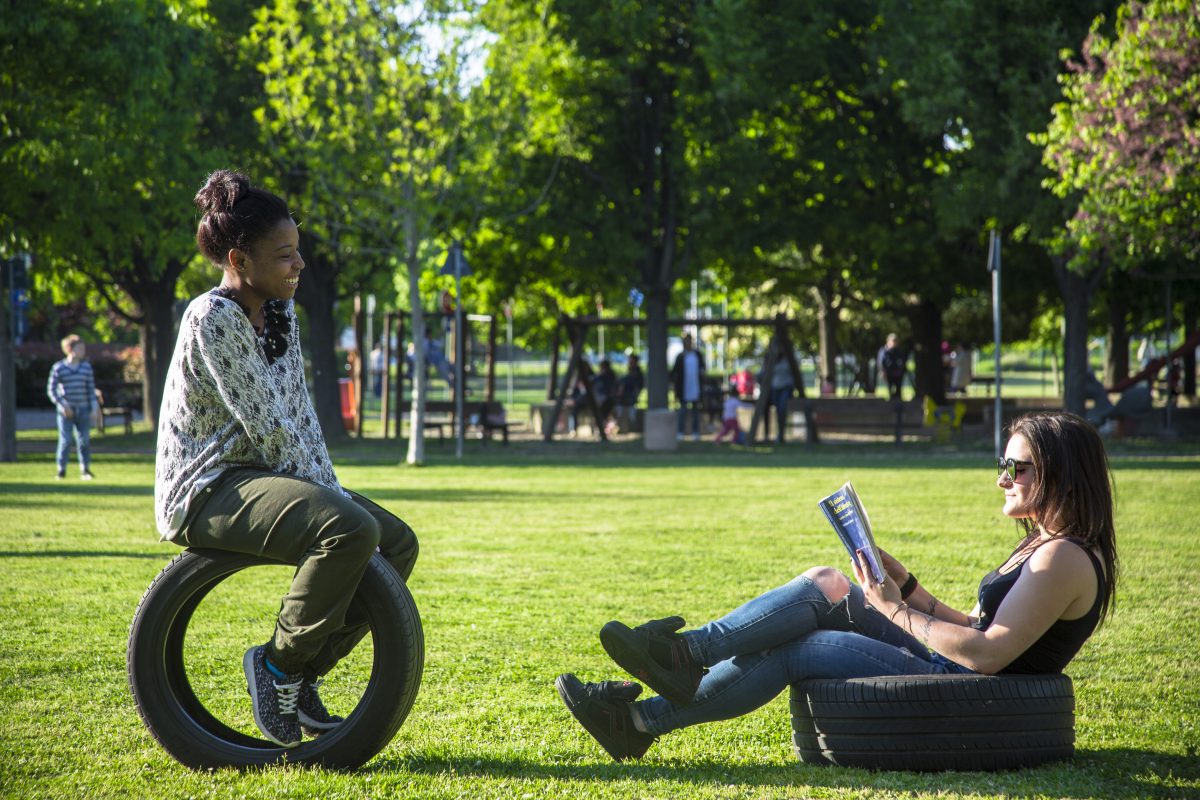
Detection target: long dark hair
<box><xmin>194</xmin><ymin>169</ymin><xmax>292</xmax><ymax>266</ymax></box>
<box><xmin>1008</xmin><ymin>412</ymin><xmax>1119</xmax><ymax>623</ymax></box>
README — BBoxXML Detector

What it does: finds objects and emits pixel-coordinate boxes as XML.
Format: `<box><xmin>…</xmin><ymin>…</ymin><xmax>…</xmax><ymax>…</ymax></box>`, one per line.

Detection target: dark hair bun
<box><xmin>194</xmin><ymin>169</ymin><xmax>252</xmax><ymax>216</ymax></box>
<box><xmin>194</xmin><ymin>169</ymin><xmax>292</xmax><ymax>266</ymax></box>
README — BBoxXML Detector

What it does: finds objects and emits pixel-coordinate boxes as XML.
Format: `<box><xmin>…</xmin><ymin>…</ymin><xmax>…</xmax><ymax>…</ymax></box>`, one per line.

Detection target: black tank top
<box><xmin>972</xmin><ymin>538</ymin><xmax>1106</xmax><ymax>674</ymax></box>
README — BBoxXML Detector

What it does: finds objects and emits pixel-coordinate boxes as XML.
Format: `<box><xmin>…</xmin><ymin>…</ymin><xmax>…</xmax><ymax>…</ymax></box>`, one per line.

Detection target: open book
<box><xmin>818</xmin><ymin>481</ymin><xmax>886</xmax><ymax>585</ymax></box>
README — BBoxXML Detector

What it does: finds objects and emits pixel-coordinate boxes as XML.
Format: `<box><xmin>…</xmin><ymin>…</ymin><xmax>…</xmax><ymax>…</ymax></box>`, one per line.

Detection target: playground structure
<box><xmin>346</xmin><ymin>300</ymin><xmax>502</xmax><ymax>440</ymax></box>
<box><xmin>542</xmin><ymin>313</ymin><xmax>815</xmax><ymax>444</ymax></box>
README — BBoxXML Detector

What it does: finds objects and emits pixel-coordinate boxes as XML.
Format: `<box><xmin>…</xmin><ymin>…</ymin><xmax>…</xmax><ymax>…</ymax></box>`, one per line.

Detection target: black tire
<box><xmin>128</xmin><ymin>549</ymin><xmax>423</xmax><ymax>770</ymax></box>
<box><xmin>790</xmin><ymin>674</ymin><xmax>1074</xmax><ymax>772</ymax></box>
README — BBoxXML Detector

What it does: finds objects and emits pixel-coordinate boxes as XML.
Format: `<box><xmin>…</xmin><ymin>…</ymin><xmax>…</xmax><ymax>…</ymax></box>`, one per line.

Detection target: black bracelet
<box><xmin>899</xmin><ymin>572</ymin><xmax>919</xmax><ymax>599</ymax></box>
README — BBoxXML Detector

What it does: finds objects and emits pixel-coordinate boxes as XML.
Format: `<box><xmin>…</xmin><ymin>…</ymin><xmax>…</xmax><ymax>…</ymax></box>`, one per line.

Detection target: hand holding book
<box><xmin>817</xmin><ymin>481</ymin><xmax>886</xmax><ymax>585</ymax></box>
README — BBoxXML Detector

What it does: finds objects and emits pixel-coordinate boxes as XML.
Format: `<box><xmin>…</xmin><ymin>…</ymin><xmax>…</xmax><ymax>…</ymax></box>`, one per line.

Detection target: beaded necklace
<box><xmin>210</xmin><ymin>287</ymin><xmax>291</xmax><ymax>366</ymax></box>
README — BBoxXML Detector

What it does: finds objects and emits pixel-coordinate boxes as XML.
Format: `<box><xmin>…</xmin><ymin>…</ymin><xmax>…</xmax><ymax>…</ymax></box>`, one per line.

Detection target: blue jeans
<box><xmin>56</xmin><ymin>411</ymin><xmax>91</xmax><ymax>472</ymax></box>
<box><xmin>677</xmin><ymin>401</ymin><xmax>701</xmax><ymax>435</ymax></box>
<box><xmin>635</xmin><ymin>575</ymin><xmax>973</xmax><ymax>735</ymax></box>
<box><xmin>771</xmin><ymin>386</ymin><xmax>793</xmax><ymax>442</ymax></box>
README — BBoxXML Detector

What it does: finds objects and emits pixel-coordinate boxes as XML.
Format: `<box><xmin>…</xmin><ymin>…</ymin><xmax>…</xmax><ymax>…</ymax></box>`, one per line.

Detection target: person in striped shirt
<box><xmin>46</xmin><ymin>334</ymin><xmax>96</xmax><ymax>480</ymax></box>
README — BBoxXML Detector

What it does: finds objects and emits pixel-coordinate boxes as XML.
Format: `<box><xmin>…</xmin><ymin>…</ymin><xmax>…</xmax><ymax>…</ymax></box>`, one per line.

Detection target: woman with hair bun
<box><xmin>154</xmin><ymin>169</ymin><xmax>418</xmax><ymax>748</ymax></box>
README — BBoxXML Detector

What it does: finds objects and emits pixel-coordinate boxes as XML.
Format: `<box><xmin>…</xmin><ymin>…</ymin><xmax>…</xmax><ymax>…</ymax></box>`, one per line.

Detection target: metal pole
<box><xmin>455</xmin><ymin>264</ymin><xmax>465</xmax><ymax>460</ymax></box>
<box><xmin>634</xmin><ymin>307</ymin><xmax>640</xmax><ymax>355</ymax></box>
<box><xmin>506</xmin><ymin>307</ymin><xmax>514</xmax><ymax>406</ymax></box>
<box><xmin>1165</xmin><ymin>280</ymin><xmax>1173</xmax><ymax>431</ymax></box>
<box><xmin>990</xmin><ymin>230</ymin><xmax>1003</xmax><ymax>457</ymax></box>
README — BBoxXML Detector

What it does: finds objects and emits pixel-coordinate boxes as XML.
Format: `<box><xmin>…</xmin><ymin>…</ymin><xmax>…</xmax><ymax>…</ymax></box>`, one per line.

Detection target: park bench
<box><xmin>789</xmin><ymin>397</ymin><xmax>926</xmax><ymax>441</ymax></box>
<box><xmin>402</xmin><ymin>399</ymin><xmax>514</xmax><ymax>443</ymax></box>
<box><xmin>96</xmin><ymin>382</ymin><xmax>141</xmax><ymax>435</ymax></box>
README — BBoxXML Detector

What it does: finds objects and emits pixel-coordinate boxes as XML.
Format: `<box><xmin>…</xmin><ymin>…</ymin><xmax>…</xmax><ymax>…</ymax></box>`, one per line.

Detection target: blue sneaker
<box><xmin>243</xmin><ymin>646</ymin><xmax>302</xmax><ymax>748</ymax></box>
<box><xmin>298</xmin><ymin>678</ymin><xmax>344</xmax><ymax>737</ymax></box>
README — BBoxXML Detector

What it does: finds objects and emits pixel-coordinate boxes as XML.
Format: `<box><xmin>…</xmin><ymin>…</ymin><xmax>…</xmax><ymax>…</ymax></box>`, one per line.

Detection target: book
<box><xmin>818</xmin><ymin>481</ymin><xmax>886</xmax><ymax>585</ymax></box>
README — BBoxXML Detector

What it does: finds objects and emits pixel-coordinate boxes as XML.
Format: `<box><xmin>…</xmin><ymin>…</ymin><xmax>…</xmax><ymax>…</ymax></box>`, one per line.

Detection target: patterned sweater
<box><xmin>154</xmin><ymin>291</ymin><xmax>343</xmax><ymax>539</ymax></box>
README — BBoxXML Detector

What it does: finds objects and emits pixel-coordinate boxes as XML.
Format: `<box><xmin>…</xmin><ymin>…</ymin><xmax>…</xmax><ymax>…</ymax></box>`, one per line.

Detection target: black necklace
<box><xmin>210</xmin><ymin>287</ymin><xmax>291</xmax><ymax>366</ymax></box>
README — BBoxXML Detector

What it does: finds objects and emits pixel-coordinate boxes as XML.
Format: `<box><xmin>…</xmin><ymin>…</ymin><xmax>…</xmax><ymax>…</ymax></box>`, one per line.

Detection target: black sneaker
<box><xmin>599</xmin><ymin>616</ymin><xmax>706</xmax><ymax>706</ymax></box>
<box><xmin>555</xmin><ymin>673</ymin><xmax>655</xmax><ymax>761</ymax></box>
<box><xmin>56</xmin><ymin>468</ymin><xmax>65</xmax><ymax>480</ymax></box>
<box><xmin>243</xmin><ymin>645</ymin><xmax>302</xmax><ymax>748</ymax></box>
<box><xmin>298</xmin><ymin>678</ymin><xmax>344</xmax><ymax>737</ymax></box>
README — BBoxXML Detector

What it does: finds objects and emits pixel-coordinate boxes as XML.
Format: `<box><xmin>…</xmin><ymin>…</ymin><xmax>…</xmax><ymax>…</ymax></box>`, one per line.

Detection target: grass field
<box><xmin>1</xmin><ymin>429</ymin><xmax>1198</xmax><ymax>799</ymax></box>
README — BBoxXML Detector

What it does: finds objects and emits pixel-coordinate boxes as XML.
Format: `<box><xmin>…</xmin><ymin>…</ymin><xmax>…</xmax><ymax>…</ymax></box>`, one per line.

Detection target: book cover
<box><xmin>818</xmin><ymin>481</ymin><xmax>886</xmax><ymax>585</ymax></box>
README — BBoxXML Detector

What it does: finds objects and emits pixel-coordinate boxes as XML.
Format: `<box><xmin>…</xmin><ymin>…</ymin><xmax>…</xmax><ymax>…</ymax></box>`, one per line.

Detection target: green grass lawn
<box><xmin>2</xmin><ymin>432</ymin><xmax>1198</xmax><ymax>799</ymax></box>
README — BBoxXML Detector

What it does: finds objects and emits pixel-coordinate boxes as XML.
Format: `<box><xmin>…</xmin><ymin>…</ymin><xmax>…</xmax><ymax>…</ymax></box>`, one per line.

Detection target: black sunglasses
<box><xmin>996</xmin><ymin>457</ymin><xmax>1034</xmax><ymax>481</ymax></box>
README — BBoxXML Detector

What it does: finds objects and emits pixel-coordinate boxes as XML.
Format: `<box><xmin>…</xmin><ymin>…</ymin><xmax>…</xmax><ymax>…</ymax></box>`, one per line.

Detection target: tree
<box><xmin>477</xmin><ymin>1</ymin><xmax>731</xmax><ymax>410</ymax></box>
<box><xmin>1040</xmin><ymin>0</ymin><xmax>1200</xmax><ymax>411</ymax></box>
<box><xmin>1</xmin><ymin>0</ymin><xmax>253</xmax><ymax>426</ymax></box>
<box><xmin>248</xmin><ymin>0</ymin><xmax>486</xmax><ymax>461</ymax></box>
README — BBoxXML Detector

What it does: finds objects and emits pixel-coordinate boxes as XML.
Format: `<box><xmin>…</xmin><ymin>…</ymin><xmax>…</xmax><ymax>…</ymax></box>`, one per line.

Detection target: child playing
<box><xmin>714</xmin><ymin>393</ymin><xmax>751</xmax><ymax>443</ymax></box>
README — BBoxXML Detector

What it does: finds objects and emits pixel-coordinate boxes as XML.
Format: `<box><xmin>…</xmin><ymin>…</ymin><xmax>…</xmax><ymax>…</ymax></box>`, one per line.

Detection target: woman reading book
<box><xmin>555</xmin><ymin>411</ymin><xmax>1118</xmax><ymax>761</ymax></box>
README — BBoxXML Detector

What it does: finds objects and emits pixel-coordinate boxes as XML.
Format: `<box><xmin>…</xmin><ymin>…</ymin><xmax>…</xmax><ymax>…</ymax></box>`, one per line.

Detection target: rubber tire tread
<box><xmin>789</xmin><ymin>674</ymin><xmax>1074</xmax><ymax>772</ymax></box>
<box><xmin>128</xmin><ymin>549</ymin><xmax>423</xmax><ymax>770</ymax></box>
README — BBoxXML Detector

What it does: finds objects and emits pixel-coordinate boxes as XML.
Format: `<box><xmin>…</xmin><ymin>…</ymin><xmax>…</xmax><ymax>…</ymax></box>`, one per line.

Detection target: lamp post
<box><xmin>629</xmin><ymin>288</ymin><xmax>644</xmax><ymax>356</ymax></box>
<box><xmin>440</xmin><ymin>242</ymin><xmax>472</xmax><ymax>459</ymax></box>
<box><xmin>987</xmin><ymin>230</ymin><xmax>1002</xmax><ymax>457</ymax></box>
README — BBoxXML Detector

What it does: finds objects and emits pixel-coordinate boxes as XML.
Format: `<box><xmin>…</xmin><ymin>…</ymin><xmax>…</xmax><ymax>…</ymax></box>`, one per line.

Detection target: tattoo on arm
<box><xmin>927</xmin><ymin>596</ymin><xmax>939</xmax><ymax>617</ymax></box>
<box><xmin>919</xmin><ymin>614</ymin><xmax>934</xmax><ymax>644</ymax></box>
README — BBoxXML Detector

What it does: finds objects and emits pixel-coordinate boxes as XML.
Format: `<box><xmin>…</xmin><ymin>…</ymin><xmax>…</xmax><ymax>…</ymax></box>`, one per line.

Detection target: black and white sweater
<box><xmin>154</xmin><ymin>292</ymin><xmax>343</xmax><ymax>539</ymax></box>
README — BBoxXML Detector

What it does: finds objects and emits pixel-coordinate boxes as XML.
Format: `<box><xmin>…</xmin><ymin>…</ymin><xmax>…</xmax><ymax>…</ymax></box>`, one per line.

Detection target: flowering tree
<box><xmin>1039</xmin><ymin>0</ymin><xmax>1200</xmax><ymax>411</ymax></box>
<box><xmin>1043</xmin><ymin>0</ymin><xmax>1200</xmax><ymax>264</ymax></box>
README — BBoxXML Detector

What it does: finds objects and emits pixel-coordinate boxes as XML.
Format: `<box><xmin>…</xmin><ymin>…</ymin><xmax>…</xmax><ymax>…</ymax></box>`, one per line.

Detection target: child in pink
<box><xmin>714</xmin><ymin>394</ymin><xmax>751</xmax><ymax>443</ymax></box>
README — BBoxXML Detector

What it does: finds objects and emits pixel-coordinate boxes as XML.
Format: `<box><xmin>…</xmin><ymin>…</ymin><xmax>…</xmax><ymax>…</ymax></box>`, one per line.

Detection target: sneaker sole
<box><xmin>554</xmin><ymin>673</ymin><xmax>649</xmax><ymax>762</ymax></box>
<box><xmin>298</xmin><ymin>710</ymin><xmax>344</xmax><ymax>734</ymax></box>
<box><xmin>242</xmin><ymin>648</ymin><xmax>301</xmax><ymax>749</ymax></box>
<box><xmin>599</xmin><ymin>621</ymin><xmax>698</xmax><ymax>706</ymax></box>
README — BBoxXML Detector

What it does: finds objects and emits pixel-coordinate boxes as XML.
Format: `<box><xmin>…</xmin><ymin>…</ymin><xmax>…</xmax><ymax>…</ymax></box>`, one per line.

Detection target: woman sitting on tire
<box><xmin>556</xmin><ymin>411</ymin><xmax>1117</xmax><ymax>761</ymax></box>
<box><xmin>154</xmin><ymin>169</ymin><xmax>418</xmax><ymax>749</ymax></box>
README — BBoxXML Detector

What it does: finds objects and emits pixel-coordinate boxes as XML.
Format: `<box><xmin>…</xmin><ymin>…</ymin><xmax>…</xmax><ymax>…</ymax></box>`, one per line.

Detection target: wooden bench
<box><xmin>96</xmin><ymin>382</ymin><xmax>141</xmax><ymax>435</ymax></box>
<box><xmin>401</xmin><ymin>399</ymin><xmax>514</xmax><ymax>443</ymax></box>
<box><xmin>788</xmin><ymin>397</ymin><xmax>926</xmax><ymax>442</ymax></box>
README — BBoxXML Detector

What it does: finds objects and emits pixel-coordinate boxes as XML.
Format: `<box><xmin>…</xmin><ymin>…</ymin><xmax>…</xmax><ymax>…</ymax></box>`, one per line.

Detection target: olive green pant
<box><xmin>177</xmin><ymin>467</ymin><xmax>418</xmax><ymax>676</ymax></box>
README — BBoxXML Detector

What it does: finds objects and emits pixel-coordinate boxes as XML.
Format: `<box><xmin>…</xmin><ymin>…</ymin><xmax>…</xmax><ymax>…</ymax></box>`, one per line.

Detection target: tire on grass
<box><xmin>128</xmin><ymin>548</ymin><xmax>423</xmax><ymax>770</ymax></box>
<box><xmin>790</xmin><ymin>674</ymin><xmax>1074</xmax><ymax>772</ymax></box>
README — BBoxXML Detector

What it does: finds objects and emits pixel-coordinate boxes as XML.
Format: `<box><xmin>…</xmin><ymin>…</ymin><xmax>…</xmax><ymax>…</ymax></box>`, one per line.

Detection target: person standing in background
<box><xmin>46</xmin><ymin>334</ymin><xmax>96</xmax><ymax>480</ymax></box>
<box><xmin>877</xmin><ymin>333</ymin><xmax>906</xmax><ymax>402</ymax></box>
<box><xmin>671</xmin><ymin>334</ymin><xmax>706</xmax><ymax>441</ymax></box>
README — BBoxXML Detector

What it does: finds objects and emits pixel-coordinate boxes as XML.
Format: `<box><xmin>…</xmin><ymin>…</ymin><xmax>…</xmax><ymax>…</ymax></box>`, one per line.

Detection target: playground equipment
<box><xmin>543</xmin><ymin>313</ymin><xmax>813</xmax><ymax>444</ymax></box>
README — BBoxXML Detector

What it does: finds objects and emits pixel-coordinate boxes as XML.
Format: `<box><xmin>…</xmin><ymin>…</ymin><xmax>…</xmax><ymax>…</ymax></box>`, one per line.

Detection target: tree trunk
<box><xmin>0</xmin><ymin>272</ymin><xmax>15</xmax><ymax>462</ymax></box>
<box><xmin>1105</xmin><ymin>276</ymin><xmax>1129</xmax><ymax>387</ymax></box>
<box><xmin>644</xmin><ymin>285</ymin><xmax>670</xmax><ymax>409</ymax></box>
<box><xmin>909</xmin><ymin>298</ymin><xmax>945</xmax><ymax>404</ymax></box>
<box><xmin>813</xmin><ymin>278</ymin><xmax>839</xmax><ymax>394</ymax></box>
<box><xmin>403</xmin><ymin>192</ymin><xmax>428</xmax><ymax>466</ymax></box>
<box><xmin>1054</xmin><ymin>258</ymin><xmax>1106</xmax><ymax>415</ymax></box>
<box><xmin>294</xmin><ymin>232</ymin><xmax>347</xmax><ymax>443</ymax></box>
<box><xmin>118</xmin><ymin>252</ymin><xmax>185</xmax><ymax>431</ymax></box>
<box><xmin>137</xmin><ymin>283</ymin><xmax>179</xmax><ymax>429</ymax></box>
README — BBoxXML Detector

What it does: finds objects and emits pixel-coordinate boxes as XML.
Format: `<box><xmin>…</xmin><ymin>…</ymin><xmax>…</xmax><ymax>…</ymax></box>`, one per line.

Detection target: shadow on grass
<box><xmin>0</xmin><ymin>482</ymin><xmax>153</xmax><ymax>498</ymax></box>
<box><xmin>0</xmin><ymin>549</ymin><xmax>167</xmax><ymax>560</ymax></box>
<box><xmin>373</xmin><ymin>748</ymin><xmax>1196</xmax><ymax>798</ymax></box>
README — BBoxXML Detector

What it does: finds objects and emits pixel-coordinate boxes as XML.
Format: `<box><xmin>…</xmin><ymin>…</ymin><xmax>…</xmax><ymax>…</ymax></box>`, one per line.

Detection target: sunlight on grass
<box><xmin>1</xmin><ymin>438</ymin><xmax>1197</xmax><ymax>798</ymax></box>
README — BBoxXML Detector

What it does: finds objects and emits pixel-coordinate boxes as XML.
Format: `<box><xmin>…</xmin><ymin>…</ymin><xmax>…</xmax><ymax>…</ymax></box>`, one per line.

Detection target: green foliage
<box><xmin>1039</xmin><ymin>0</ymin><xmax>1200</xmax><ymax>266</ymax></box>
<box><xmin>1</xmin><ymin>442</ymin><xmax>1198</xmax><ymax>798</ymax></box>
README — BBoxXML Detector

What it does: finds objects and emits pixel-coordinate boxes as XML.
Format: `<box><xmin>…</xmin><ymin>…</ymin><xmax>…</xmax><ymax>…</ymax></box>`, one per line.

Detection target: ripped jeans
<box><xmin>635</xmin><ymin>574</ymin><xmax>973</xmax><ymax>736</ymax></box>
